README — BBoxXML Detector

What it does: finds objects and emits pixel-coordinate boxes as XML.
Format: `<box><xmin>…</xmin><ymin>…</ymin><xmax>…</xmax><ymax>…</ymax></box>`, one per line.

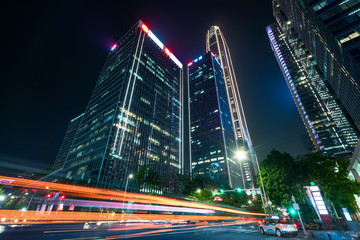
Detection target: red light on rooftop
<box><xmin>111</xmin><ymin>44</ymin><xmax>117</xmax><ymax>51</ymax></box>
<box><xmin>164</xmin><ymin>48</ymin><xmax>171</xmax><ymax>56</ymax></box>
<box><xmin>141</xmin><ymin>24</ymin><xmax>149</xmax><ymax>33</ymax></box>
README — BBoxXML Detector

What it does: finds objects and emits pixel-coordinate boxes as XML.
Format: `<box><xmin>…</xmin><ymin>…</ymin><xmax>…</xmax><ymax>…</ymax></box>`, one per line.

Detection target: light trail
<box><xmin>0</xmin><ymin>175</ymin><xmax>264</xmax><ymax>217</ymax></box>
<box><xmin>53</xmin><ymin>198</ymin><xmax>215</xmax><ymax>214</ymax></box>
<box><xmin>0</xmin><ymin>210</ymin><xmax>250</xmax><ymax>224</ymax></box>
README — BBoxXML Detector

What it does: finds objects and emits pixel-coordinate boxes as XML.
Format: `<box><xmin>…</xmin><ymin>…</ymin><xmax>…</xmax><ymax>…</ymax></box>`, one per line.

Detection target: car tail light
<box><xmin>279</xmin><ymin>223</ymin><xmax>284</xmax><ymax>228</ymax></box>
<box><xmin>294</xmin><ymin>223</ymin><xmax>297</xmax><ymax>228</ymax></box>
<box><xmin>258</xmin><ymin>221</ymin><xmax>262</xmax><ymax>224</ymax></box>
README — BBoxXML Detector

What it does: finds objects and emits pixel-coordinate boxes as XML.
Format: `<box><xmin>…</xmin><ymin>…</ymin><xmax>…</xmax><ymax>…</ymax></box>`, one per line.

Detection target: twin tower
<box><xmin>55</xmin><ymin>20</ymin><xmax>256</xmax><ymax>192</ymax></box>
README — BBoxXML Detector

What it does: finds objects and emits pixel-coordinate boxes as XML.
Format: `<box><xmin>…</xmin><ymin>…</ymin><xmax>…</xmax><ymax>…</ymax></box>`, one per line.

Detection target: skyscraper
<box><xmin>206</xmin><ymin>26</ymin><xmax>256</xmax><ymax>187</ymax></box>
<box><xmin>188</xmin><ymin>52</ymin><xmax>242</xmax><ymax>188</ymax></box>
<box><xmin>61</xmin><ymin>20</ymin><xmax>183</xmax><ymax>192</ymax></box>
<box><xmin>267</xmin><ymin>1</ymin><xmax>360</xmax><ymax>155</ymax></box>
<box><xmin>54</xmin><ymin>113</ymin><xmax>84</xmax><ymax>167</ymax></box>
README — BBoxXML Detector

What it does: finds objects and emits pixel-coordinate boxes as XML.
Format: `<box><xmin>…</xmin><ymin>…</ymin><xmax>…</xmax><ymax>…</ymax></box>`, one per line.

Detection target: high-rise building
<box><xmin>267</xmin><ymin>1</ymin><xmax>360</xmax><ymax>155</ymax></box>
<box><xmin>61</xmin><ymin>20</ymin><xmax>183</xmax><ymax>192</ymax></box>
<box><xmin>269</xmin><ymin>0</ymin><xmax>360</xmax><ymax>152</ymax></box>
<box><xmin>54</xmin><ymin>113</ymin><xmax>84</xmax><ymax>167</ymax></box>
<box><xmin>188</xmin><ymin>52</ymin><xmax>242</xmax><ymax>188</ymax></box>
<box><xmin>206</xmin><ymin>26</ymin><xmax>256</xmax><ymax>187</ymax></box>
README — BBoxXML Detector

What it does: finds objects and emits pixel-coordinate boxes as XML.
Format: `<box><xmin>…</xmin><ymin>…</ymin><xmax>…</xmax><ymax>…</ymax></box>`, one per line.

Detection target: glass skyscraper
<box><xmin>267</xmin><ymin>1</ymin><xmax>360</xmax><ymax>155</ymax></box>
<box><xmin>188</xmin><ymin>52</ymin><xmax>241</xmax><ymax>188</ymax></box>
<box><xmin>54</xmin><ymin>113</ymin><xmax>84</xmax><ymax>167</ymax></box>
<box><xmin>206</xmin><ymin>26</ymin><xmax>256</xmax><ymax>187</ymax></box>
<box><xmin>60</xmin><ymin>20</ymin><xmax>183</xmax><ymax>192</ymax></box>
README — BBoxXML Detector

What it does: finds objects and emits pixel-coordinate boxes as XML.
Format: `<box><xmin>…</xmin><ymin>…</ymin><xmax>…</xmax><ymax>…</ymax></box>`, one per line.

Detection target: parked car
<box><xmin>259</xmin><ymin>217</ymin><xmax>298</xmax><ymax>237</ymax></box>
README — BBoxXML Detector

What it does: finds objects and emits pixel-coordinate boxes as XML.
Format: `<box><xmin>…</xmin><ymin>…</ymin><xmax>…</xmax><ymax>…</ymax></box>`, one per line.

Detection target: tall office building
<box><xmin>206</xmin><ymin>26</ymin><xmax>256</xmax><ymax>187</ymax></box>
<box><xmin>188</xmin><ymin>52</ymin><xmax>242</xmax><ymax>188</ymax></box>
<box><xmin>54</xmin><ymin>113</ymin><xmax>84</xmax><ymax>167</ymax></box>
<box><xmin>61</xmin><ymin>20</ymin><xmax>183</xmax><ymax>192</ymax></box>
<box><xmin>267</xmin><ymin>1</ymin><xmax>360</xmax><ymax>155</ymax></box>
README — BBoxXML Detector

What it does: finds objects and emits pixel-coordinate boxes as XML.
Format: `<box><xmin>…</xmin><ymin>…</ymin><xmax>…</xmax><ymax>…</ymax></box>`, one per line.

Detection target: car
<box><xmin>259</xmin><ymin>217</ymin><xmax>298</xmax><ymax>237</ymax></box>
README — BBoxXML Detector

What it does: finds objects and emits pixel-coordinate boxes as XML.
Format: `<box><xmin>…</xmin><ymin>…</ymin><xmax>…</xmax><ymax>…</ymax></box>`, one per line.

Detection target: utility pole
<box><xmin>292</xmin><ymin>195</ymin><xmax>306</xmax><ymax>235</ymax></box>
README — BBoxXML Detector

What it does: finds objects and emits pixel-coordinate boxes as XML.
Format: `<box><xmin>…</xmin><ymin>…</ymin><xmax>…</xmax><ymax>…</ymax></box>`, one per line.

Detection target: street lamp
<box><xmin>236</xmin><ymin>149</ymin><xmax>269</xmax><ymax>217</ymax></box>
<box><xmin>235</xmin><ymin>150</ymin><xmax>247</xmax><ymax>189</ymax></box>
<box><xmin>121</xmin><ymin>174</ymin><xmax>134</xmax><ymax>216</ymax></box>
<box><xmin>236</xmin><ymin>150</ymin><xmax>247</xmax><ymax>160</ymax></box>
<box><xmin>196</xmin><ymin>189</ymin><xmax>201</xmax><ymax>194</ymax></box>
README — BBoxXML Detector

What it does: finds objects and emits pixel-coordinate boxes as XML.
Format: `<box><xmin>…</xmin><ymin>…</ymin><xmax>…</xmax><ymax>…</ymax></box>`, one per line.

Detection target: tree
<box><xmin>296</xmin><ymin>152</ymin><xmax>360</xmax><ymax>214</ymax></box>
<box><xmin>134</xmin><ymin>164</ymin><xmax>162</xmax><ymax>191</ymax></box>
<box><xmin>183</xmin><ymin>175</ymin><xmax>221</xmax><ymax>195</ymax></box>
<box><xmin>259</xmin><ymin>149</ymin><xmax>297</xmax><ymax>206</ymax></box>
<box><xmin>260</xmin><ymin>149</ymin><xmax>360</xmax><ymax>221</ymax></box>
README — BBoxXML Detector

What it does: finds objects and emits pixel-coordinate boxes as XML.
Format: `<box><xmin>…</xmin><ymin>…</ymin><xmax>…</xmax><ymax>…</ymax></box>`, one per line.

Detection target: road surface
<box><xmin>0</xmin><ymin>222</ymin><xmax>305</xmax><ymax>240</ymax></box>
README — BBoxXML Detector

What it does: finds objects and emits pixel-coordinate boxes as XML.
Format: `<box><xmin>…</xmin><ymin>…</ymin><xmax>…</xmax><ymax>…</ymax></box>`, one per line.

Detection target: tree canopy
<box><xmin>259</xmin><ymin>149</ymin><xmax>360</xmax><ymax>219</ymax></box>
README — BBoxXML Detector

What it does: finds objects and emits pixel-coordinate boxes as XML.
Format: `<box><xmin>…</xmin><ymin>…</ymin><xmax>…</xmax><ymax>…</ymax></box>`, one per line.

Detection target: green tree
<box><xmin>183</xmin><ymin>175</ymin><xmax>221</xmax><ymax>195</ymax></box>
<box><xmin>296</xmin><ymin>152</ymin><xmax>360</xmax><ymax>214</ymax></box>
<box><xmin>134</xmin><ymin>164</ymin><xmax>162</xmax><ymax>191</ymax></box>
<box><xmin>259</xmin><ymin>149</ymin><xmax>297</xmax><ymax>206</ymax></box>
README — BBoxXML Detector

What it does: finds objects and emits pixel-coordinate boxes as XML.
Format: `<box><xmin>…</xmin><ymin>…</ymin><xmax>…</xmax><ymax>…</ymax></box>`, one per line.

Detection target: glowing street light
<box><xmin>121</xmin><ymin>174</ymin><xmax>134</xmax><ymax>216</ymax></box>
<box><xmin>196</xmin><ymin>189</ymin><xmax>201</xmax><ymax>193</ymax></box>
<box><xmin>0</xmin><ymin>195</ymin><xmax>5</xmax><ymax>201</ymax></box>
<box><xmin>235</xmin><ymin>150</ymin><xmax>247</xmax><ymax>160</ymax></box>
<box><xmin>236</xmin><ymin>148</ymin><xmax>269</xmax><ymax>217</ymax></box>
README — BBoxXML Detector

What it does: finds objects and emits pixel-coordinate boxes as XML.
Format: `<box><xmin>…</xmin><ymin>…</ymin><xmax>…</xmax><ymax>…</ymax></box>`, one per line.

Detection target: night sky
<box><xmin>0</xmin><ymin>0</ymin><xmax>310</xmax><ymax>171</ymax></box>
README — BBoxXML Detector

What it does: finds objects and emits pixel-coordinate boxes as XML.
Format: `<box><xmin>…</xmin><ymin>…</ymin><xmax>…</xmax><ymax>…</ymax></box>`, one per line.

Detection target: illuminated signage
<box><xmin>140</xmin><ymin>23</ymin><xmax>182</xmax><ymax>69</ymax></box>
<box><xmin>304</xmin><ymin>185</ymin><xmax>332</xmax><ymax>225</ymax></box>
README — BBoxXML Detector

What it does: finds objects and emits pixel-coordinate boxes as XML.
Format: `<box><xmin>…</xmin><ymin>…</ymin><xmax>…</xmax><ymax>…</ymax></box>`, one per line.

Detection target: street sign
<box><xmin>293</xmin><ymin>203</ymin><xmax>299</xmax><ymax>210</ymax></box>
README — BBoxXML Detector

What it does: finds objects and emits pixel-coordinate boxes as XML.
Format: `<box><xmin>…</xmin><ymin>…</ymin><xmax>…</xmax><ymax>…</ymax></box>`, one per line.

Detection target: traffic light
<box><xmin>310</xmin><ymin>181</ymin><xmax>316</xmax><ymax>186</ymax></box>
<box><xmin>289</xmin><ymin>208</ymin><xmax>295</xmax><ymax>214</ymax></box>
<box><xmin>219</xmin><ymin>189</ymin><xmax>224</xmax><ymax>194</ymax></box>
<box><xmin>235</xmin><ymin>187</ymin><xmax>242</xmax><ymax>193</ymax></box>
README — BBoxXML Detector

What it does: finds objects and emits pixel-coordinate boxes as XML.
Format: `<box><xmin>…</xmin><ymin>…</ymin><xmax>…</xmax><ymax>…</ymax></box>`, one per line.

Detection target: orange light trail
<box><xmin>0</xmin><ymin>210</ymin><xmax>251</xmax><ymax>224</ymax></box>
<box><xmin>0</xmin><ymin>175</ymin><xmax>264</xmax><ymax>216</ymax></box>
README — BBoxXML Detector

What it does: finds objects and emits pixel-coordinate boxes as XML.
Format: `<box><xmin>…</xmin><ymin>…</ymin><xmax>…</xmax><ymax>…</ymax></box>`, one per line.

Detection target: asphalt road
<box><xmin>0</xmin><ymin>222</ymin><xmax>306</xmax><ymax>240</ymax></box>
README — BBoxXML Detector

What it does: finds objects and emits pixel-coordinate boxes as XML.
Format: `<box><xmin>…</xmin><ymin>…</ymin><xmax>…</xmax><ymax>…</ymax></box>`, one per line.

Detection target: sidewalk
<box><xmin>296</xmin><ymin>222</ymin><xmax>360</xmax><ymax>240</ymax></box>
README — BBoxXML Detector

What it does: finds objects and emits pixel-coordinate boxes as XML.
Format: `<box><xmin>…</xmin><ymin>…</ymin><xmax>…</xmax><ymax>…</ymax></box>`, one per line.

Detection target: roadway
<box><xmin>0</xmin><ymin>222</ymin><xmax>306</xmax><ymax>240</ymax></box>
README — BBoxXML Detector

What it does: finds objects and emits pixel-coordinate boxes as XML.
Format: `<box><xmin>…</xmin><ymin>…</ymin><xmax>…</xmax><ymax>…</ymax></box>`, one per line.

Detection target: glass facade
<box><xmin>54</xmin><ymin>113</ymin><xmax>84</xmax><ymax>167</ymax></box>
<box><xmin>267</xmin><ymin>21</ymin><xmax>359</xmax><ymax>155</ymax></box>
<box><xmin>273</xmin><ymin>0</ymin><xmax>360</xmax><ymax>137</ymax></box>
<box><xmin>188</xmin><ymin>52</ymin><xmax>241</xmax><ymax>188</ymax></box>
<box><xmin>309</xmin><ymin>0</ymin><xmax>360</xmax><ymax>63</ymax></box>
<box><xmin>61</xmin><ymin>21</ymin><xmax>183</xmax><ymax>192</ymax></box>
<box><xmin>206</xmin><ymin>26</ymin><xmax>256</xmax><ymax>188</ymax></box>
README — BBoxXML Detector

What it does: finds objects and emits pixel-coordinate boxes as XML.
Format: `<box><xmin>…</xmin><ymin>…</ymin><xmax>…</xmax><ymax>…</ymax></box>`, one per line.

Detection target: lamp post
<box><xmin>254</xmin><ymin>153</ymin><xmax>270</xmax><ymax>217</ymax></box>
<box><xmin>235</xmin><ymin>150</ymin><xmax>247</xmax><ymax>188</ymax></box>
<box><xmin>236</xmin><ymin>149</ymin><xmax>269</xmax><ymax>217</ymax></box>
<box><xmin>121</xmin><ymin>174</ymin><xmax>133</xmax><ymax>217</ymax></box>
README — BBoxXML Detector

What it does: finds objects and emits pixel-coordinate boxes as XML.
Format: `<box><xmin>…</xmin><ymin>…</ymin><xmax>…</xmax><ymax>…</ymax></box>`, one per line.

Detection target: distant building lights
<box><xmin>194</xmin><ymin>59</ymin><xmax>198</xmax><ymax>63</ymax></box>
<box><xmin>164</xmin><ymin>48</ymin><xmax>171</xmax><ymax>56</ymax></box>
<box><xmin>111</xmin><ymin>44</ymin><xmax>117</xmax><ymax>51</ymax></box>
<box><xmin>211</xmin><ymin>51</ymin><xmax>215</xmax><ymax>56</ymax></box>
<box><xmin>188</xmin><ymin>62</ymin><xmax>193</xmax><ymax>66</ymax></box>
<box><xmin>141</xmin><ymin>24</ymin><xmax>149</xmax><ymax>33</ymax></box>
<box><xmin>198</xmin><ymin>56</ymin><xmax>203</xmax><ymax>60</ymax></box>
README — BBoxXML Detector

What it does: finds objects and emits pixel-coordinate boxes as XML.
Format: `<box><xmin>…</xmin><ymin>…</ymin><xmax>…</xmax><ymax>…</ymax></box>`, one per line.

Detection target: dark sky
<box><xmin>0</xmin><ymin>0</ymin><xmax>310</xmax><ymax>170</ymax></box>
